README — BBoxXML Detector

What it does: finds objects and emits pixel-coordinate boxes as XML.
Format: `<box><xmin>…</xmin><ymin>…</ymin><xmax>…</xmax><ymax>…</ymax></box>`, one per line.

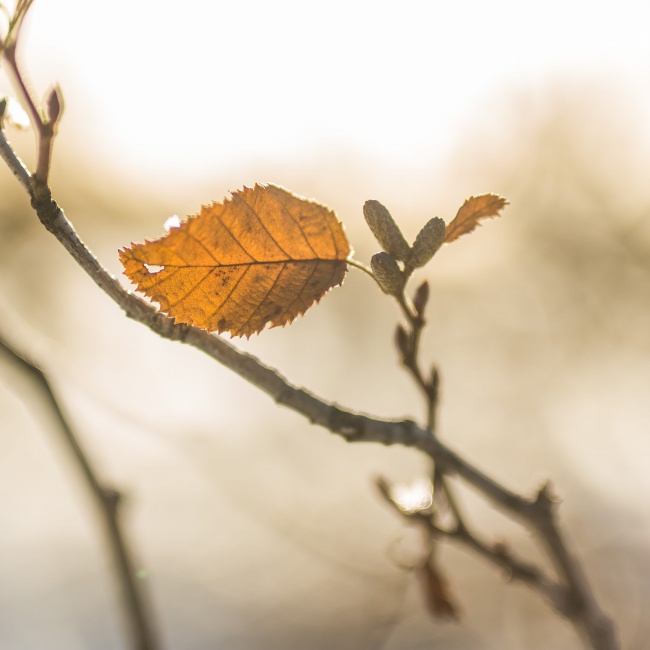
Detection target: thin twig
<box><xmin>395</xmin><ymin>292</ymin><xmax>431</xmax><ymax>406</ymax></box>
<box><xmin>394</xmin><ymin>281</ymin><xmax>471</xmax><ymax>541</ymax></box>
<box><xmin>529</xmin><ymin>485</ymin><xmax>620</xmax><ymax>650</ymax></box>
<box><xmin>1</xmin><ymin>2</ymin><xmax>58</xmax><ymax>188</ymax></box>
<box><xmin>376</xmin><ymin>476</ymin><xmax>569</xmax><ymax>617</ymax></box>
<box><xmin>0</xmin><ymin>331</ymin><xmax>160</xmax><ymax>650</ymax></box>
<box><xmin>386</xmin><ymin>257</ymin><xmax>618</xmax><ymax>649</ymax></box>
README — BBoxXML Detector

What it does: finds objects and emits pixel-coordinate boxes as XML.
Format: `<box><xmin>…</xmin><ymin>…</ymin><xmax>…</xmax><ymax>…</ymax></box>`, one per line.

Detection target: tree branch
<box><xmin>0</xmin><ymin>329</ymin><xmax>160</xmax><ymax>650</ymax></box>
<box><xmin>377</xmin><ymin>476</ymin><xmax>572</xmax><ymax>619</ymax></box>
<box><xmin>528</xmin><ymin>485</ymin><xmax>620</xmax><ymax>650</ymax></box>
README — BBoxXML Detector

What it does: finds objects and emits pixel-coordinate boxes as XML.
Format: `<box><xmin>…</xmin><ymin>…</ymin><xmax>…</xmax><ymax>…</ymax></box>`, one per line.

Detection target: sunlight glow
<box><xmin>164</xmin><ymin>215</ymin><xmax>181</xmax><ymax>231</ymax></box>
<box><xmin>10</xmin><ymin>0</ymin><xmax>650</xmax><ymax>182</ymax></box>
<box><xmin>2</xmin><ymin>97</ymin><xmax>29</xmax><ymax>129</ymax></box>
<box><xmin>391</xmin><ymin>479</ymin><xmax>433</xmax><ymax>514</ymax></box>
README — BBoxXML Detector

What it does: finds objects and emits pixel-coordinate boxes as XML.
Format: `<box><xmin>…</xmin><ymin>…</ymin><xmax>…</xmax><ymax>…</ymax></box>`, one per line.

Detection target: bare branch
<box><xmin>0</xmin><ymin>329</ymin><xmax>160</xmax><ymax>650</ymax></box>
<box><xmin>376</xmin><ymin>476</ymin><xmax>569</xmax><ymax>617</ymax></box>
<box><xmin>364</xmin><ymin>203</ymin><xmax>620</xmax><ymax>649</ymax></box>
<box><xmin>527</xmin><ymin>485</ymin><xmax>620</xmax><ymax>650</ymax></box>
<box><xmin>0</xmin><ymin>0</ymin><xmax>59</xmax><ymax>187</ymax></box>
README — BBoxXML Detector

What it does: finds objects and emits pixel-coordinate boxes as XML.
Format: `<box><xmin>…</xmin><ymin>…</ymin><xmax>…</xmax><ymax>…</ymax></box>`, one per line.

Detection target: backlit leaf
<box><xmin>119</xmin><ymin>184</ymin><xmax>350</xmax><ymax>337</ymax></box>
<box><xmin>443</xmin><ymin>194</ymin><xmax>508</xmax><ymax>244</ymax></box>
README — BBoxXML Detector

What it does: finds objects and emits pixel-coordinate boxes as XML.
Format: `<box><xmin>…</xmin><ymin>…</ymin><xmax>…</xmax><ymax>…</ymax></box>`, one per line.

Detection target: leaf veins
<box><xmin>119</xmin><ymin>184</ymin><xmax>350</xmax><ymax>337</ymax></box>
<box><xmin>443</xmin><ymin>194</ymin><xmax>508</xmax><ymax>244</ymax></box>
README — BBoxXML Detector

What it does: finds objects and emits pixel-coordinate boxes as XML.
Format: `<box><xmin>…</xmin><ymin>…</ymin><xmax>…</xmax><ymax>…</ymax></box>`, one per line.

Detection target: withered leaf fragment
<box><xmin>444</xmin><ymin>194</ymin><xmax>508</xmax><ymax>244</ymax></box>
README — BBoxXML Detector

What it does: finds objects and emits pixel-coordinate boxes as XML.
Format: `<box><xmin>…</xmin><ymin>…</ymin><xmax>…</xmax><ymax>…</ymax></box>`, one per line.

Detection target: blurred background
<box><xmin>1</xmin><ymin>0</ymin><xmax>649</xmax><ymax>648</ymax></box>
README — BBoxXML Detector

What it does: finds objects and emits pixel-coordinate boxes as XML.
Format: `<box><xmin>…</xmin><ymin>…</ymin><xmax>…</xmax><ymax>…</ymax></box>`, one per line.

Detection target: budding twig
<box><xmin>0</xmin><ymin>0</ymin><xmax>61</xmax><ymax>190</ymax></box>
<box><xmin>363</xmin><ymin>201</ymin><xmax>619</xmax><ymax>649</ymax></box>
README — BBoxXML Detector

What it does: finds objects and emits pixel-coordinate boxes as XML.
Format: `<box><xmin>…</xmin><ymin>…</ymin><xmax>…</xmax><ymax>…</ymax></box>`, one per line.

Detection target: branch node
<box><xmin>166</xmin><ymin>321</ymin><xmax>192</xmax><ymax>342</ymax></box>
<box><xmin>29</xmin><ymin>182</ymin><xmax>59</xmax><ymax>229</ymax></box>
<box><xmin>328</xmin><ymin>406</ymin><xmax>364</xmax><ymax>440</ymax></box>
<box><xmin>533</xmin><ymin>480</ymin><xmax>558</xmax><ymax>514</ymax></box>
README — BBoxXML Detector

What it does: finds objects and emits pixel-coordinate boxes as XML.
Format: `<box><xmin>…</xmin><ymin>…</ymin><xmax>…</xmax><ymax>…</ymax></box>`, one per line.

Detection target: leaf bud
<box><xmin>409</xmin><ymin>217</ymin><xmax>446</xmax><ymax>268</ymax></box>
<box><xmin>363</xmin><ymin>200</ymin><xmax>411</xmax><ymax>261</ymax></box>
<box><xmin>413</xmin><ymin>280</ymin><xmax>430</xmax><ymax>318</ymax></box>
<box><xmin>45</xmin><ymin>85</ymin><xmax>63</xmax><ymax>125</ymax></box>
<box><xmin>395</xmin><ymin>323</ymin><xmax>410</xmax><ymax>362</ymax></box>
<box><xmin>370</xmin><ymin>251</ymin><xmax>403</xmax><ymax>295</ymax></box>
<box><xmin>0</xmin><ymin>98</ymin><xmax>7</xmax><ymax>123</ymax></box>
<box><xmin>428</xmin><ymin>365</ymin><xmax>440</xmax><ymax>402</ymax></box>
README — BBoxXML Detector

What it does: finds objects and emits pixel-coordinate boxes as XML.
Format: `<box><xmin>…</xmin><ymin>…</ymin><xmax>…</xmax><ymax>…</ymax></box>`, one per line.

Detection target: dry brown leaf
<box><xmin>443</xmin><ymin>194</ymin><xmax>508</xmax><ymax>244</ymax></box>
<box><xmin>119</xmin><ymin>184</ymin><xmax>350</xmax><ymax>337</ymax></box>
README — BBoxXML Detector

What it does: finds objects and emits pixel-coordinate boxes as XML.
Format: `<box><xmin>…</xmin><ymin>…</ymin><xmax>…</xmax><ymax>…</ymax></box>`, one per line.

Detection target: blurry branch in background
<box><xmin>376</xmin><ymin>476</ymin><xmax>564</xmax><ymax>618</ymax></box>
<box><xmin>377</xmin><ymin>476</ymin><xmax>564</xmax><ymax>616</ymax></box>
<box><xmin>0</xmin><ymin>330</ymin><xmax>159</xmax><ymax>650</ymax></box>
<box><xmin>0</xmin><ymin>3</ymin><xmax>620</xmax><ymax>650</ymax></box>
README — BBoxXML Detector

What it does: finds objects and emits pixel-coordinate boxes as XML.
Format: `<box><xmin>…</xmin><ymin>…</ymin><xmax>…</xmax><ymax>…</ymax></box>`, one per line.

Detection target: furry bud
<box><xmin>395</xmin><ymin>324</ymin><xmax>410</xmax><ymax>362</ymax></box>
<box><xmin>413</xmin><ymin>280</ymin><xmax>430</xmax><ymax>318</ymax></box>
<box><xmin>371</xmin><ymin>252</ymin><xmax>403</xmax><ymax>295</ymax></box>
<box><xmin>409</xmin><ymin>217</ymin><xmax>446</xmax><ymax>268</ymax></box>
<box><xmin>363</xmin><ymin>200</ymin><xmax>411</xmax><ymax>261</ymax></box>
<box><xmin>45</xmin><ymin>86</ymin><xmax>63</xmax><ymax>125</ymax></box>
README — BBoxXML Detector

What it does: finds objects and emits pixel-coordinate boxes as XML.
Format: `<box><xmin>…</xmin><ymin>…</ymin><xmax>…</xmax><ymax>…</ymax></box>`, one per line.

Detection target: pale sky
<box><xmin>5</xmin><ymin>0</ymin><xmax>650</xmax><ymax>182</ymax></box>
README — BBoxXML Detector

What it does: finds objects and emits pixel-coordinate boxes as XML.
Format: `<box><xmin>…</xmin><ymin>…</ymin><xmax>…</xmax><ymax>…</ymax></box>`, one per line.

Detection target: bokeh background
<box><xmin>1</xmin><ymin>1</ymin><xmax>650</xmax><ymax>648</ymax></box>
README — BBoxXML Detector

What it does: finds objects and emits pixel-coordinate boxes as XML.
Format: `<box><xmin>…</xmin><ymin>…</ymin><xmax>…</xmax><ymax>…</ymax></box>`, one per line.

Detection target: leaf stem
<box><xmin>346</xmin><ymin>256</ymin><xmax>384</xmax><ymax>287</ymax></box>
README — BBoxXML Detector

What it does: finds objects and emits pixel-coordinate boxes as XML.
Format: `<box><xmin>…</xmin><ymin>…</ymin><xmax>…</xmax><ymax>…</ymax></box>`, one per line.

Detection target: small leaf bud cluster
<box><xmin>363</xmin><ymin>201</ymin><xmax>447</xmax><ymax>295</ymax></box>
